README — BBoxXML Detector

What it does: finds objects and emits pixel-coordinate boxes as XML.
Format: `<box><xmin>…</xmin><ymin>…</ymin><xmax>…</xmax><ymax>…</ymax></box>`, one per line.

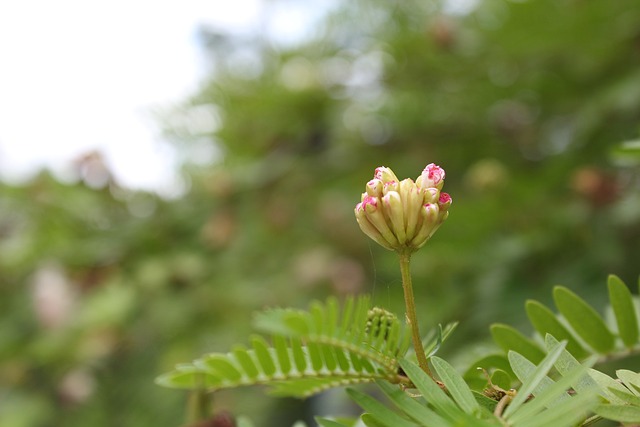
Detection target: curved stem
<box><xmin>399</xmin><ymin>250</ymin><xmax>432</xmax><ymax>376</ymax></box>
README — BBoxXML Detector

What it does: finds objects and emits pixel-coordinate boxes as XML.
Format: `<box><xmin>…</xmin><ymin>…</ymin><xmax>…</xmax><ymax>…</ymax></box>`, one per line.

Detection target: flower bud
<box><xmin>438</xmin><ymin>192</ymin><xmax>452</xmax><ymax>211</ymax></box>
<box><xmin>354</xmin><ymin>206</ymin><xmax>394</xmax><ymax>250</ymax></box>
<box><xmin>357</xmin><ymin>195</ymin><xmax>399</xmax><ymax>248</ymax></box>
<box><xmin>423</xmin><ymin>187</ymin><xmax>439</xmax><ymax>204</ymax></box>
<box><xmin>437</xmin><ymin>192</ymin><xmax>452</xmax><ymax>225</ymax></box>
<box><xmin>383</xmin><ymin>180</ymin><xmax>399</xmax><ymax>195</ymax></box>
<box><xmin>374</xmin><ymin>166</ymin><xmax>399</xmax><ymax>183</ymax></box>
<box><xmin>366</xmin><ymin>307</ymin><xmax>398</xmax><ymax>340</ymax></box>
<box><xmin>416</xmin><ymin>163</ymin><xmax>446</xmax><ymax>190</ymax></box>
<box><xmin>399</xmin><ymin>179</ymin><xmax>421</xmax><ymax>239</ymax></box>
<box><xmin>410</xmin><ymin>203</ymin><xmax>440</xmax><ymax>248</ymax></box>
<box><xmin>355</xmin><ymin>164</ymin><xmax>452</xmax><ymax>253</ymax></box>
<box><xmin>382</xmin><ymin>191</ymin><xmax>406</xmax><ymax>244</ymax></box>
<box><xmin>366</xmin><ymin>179</ymin><xmax>383</xmax><ymax>197</ymax></box>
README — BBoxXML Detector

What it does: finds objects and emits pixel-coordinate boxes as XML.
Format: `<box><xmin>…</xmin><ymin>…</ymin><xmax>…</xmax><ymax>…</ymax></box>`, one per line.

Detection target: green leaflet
<box><xmin>422</xmin><ymin>322</ymin><xmax>458</xmax><ymax>359</ymax></box>
<box><xmin>155</xmin><ymin>365</ymin><xmax>218</xmax><ymax>389</ymax></box>
<box><xmin>515</xmin><ymin>390</ymin><xmax>595</xmax><ymax>427</ymax></box>
<box><xmin>525</xmin><ymin>300</ymin><xmax>588</xmax><ymax>359</ymax></box>
<box><xmin>507</xmin><ymin>364</ymin><xmax>594</xmax><ymax>425</ymax></box>
<box><xmin>509</xmin><ymin>351</ymin><xmax>553</xmax><ymax>404</ymax></box>
<box><xmin>375</xmin><ymin>380</ymin><xmax>449</xmax><ymax>427</ymax></box>
<box><xmin>252</xmin><ymin>335</ymin><xmax>277</xmax><ymax>376</ymax></box>
<box><xmin>553</xmin><ymin>286</ymin><xmax>615</xmax><ymax>353</ymax></box>
<box><xmin>463</xmin><ymin>354</ymin><xmax>513</xmax><ymax>390</ymax></box>
<box><xmin>346</xmin><ymin>388</ymin><xmax>419</xmax><ymax>427</ymax></box>
<box><xmin>361</xmin><ymin>414</ymin><xmax>394</xmax><ymax>427</ymax></box>
<box><xmin>587</xmin><ymin>369</ymin><xmax>629</xmax><ymax>404</ymax></box>
<box><xmin>431</xmin><ymin>356</ymin><xmax>479</xmax><ymax>415</ymax></box>
<box><xmin>490</xmin><ymin>323</ymin><xmax>545</xmax><ymax>364</ymax></box>
<box><xmin>543</xmin><ymin>335</ymin><xmax>599</xmax><ymax>394</ymax></box>
<box><xmin>616</xmin><ymin>369</ymin><xmax>640</xmax><ymax>396</ymax></box>
<box><xmin>315</xmin><ymin>418</ymin><xmax>352</xmax><ymax>427</ymax></box>
<box><xmin>504</xmin><ymin>341</ymin><xmax>567</xmax><ymax>418</ymax></box>
<box><xmin>489</xmin><ymin>369</ymin><xmax>512</xmax><ymax>391</ymax></box>
<box><xmin>607</xmin><ymin>387</ymin><xmax>640</xmax><ymax>406</ymax></box>
<box><xmin>473</xmin><ymin>391</ymin><xmax>498</xmax><ymax>413</ymax></box>
<box><xmin>398</xmin><ymin>359</ymin><xmax>462</xmax><ymax>422</ymax></box>
<box><xmin>608</xmin><ymin>274</ymin><xmax>639</xmax><ymax>348</ymax></box>
<box><xmin>594</xmin><ymin>404</ymin><xmax>640</xmax><ymax>423</ymax></box>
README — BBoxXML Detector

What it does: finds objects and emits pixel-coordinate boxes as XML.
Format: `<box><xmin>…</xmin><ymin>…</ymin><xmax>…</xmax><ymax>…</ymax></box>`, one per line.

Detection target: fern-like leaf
<box><xmin>253</xmin><ymin>296</ymin><xmax>412</xmax><ymax>372</ymax></box>
<box><xmin>157</xmin><ymin>296</ymin><xmax>410</xmax><ymax>397</ymax></box>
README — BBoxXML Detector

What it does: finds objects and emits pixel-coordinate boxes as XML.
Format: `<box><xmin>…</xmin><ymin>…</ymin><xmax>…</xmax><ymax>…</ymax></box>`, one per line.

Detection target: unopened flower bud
<box><xmin>374</xmin><ymin>166</ymin><xmax>399</xmax><ymax>183</ymax></box>
<box><xmin>366</xmin><ymin>179</ymin><xmax>384</xmax><ymax>197</ymax></box>
<box><xmin>410</xmin><ymin>203</ymin><xmax>440</xmax><ymax>248</ymax></box>
<box><xmin>383</xmin><ymin>180</ymin><xmax>399</xmax><ymax>194</ymax></box>
<box><xmin>399</xmin><ymin>179</ymin><xmax>421</xmax><ymax>239</ymax></box>
<box><xmin>366</xmin><ymin>307</ymin><xmax>398</xmax><ymax>340</ymax></box>
<box><xmin>438</xmin><ymin>192</ymin><xmax>452</xmax><ymax>211</ymax></box>
<box><xmin>437</xmin><ymin>193</ymin><xmax>452</xmax><ymax>225</ymax></box>
<box><xmin>423</xmin><ymin>187</ymin><xmax>439</xmax><ymax>204</ymax></box>
<box><xmin>357</xmin><ymin>194</ymin><xmax>399</xmax><ymax>248</ymax></box>
<box><xmin>416</xmin><ymin>163</ymin><xmax>446</xmax><ymax>190</ymax></box>
<box><xmin>382</xmin><ymin>191</ymin><xmax>406</xmax><ymax>244</ymax></box>
<box><xmin>355</xmin><ymin>164</ymin><xmax>452</xmax><ymax>253</ymax></box>
<box><xmin>355</xmin><ymin>201</ymin><xmax>394</xmax><ymax>251</ymax></box>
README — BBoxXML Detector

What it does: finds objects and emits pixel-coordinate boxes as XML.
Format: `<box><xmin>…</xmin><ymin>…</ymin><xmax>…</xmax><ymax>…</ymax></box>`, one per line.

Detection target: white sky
<box><xmin>0</xmin><ymin>0</ymin><xmax>321</xmax><ymax>194</ymax></box>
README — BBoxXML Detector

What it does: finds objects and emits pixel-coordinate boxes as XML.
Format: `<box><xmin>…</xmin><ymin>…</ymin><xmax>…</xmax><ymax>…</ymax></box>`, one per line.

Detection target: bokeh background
<box><xmin>2</xmin><ymin>0</ymin><xmax>640</xmax><ymax>426</ymax></box>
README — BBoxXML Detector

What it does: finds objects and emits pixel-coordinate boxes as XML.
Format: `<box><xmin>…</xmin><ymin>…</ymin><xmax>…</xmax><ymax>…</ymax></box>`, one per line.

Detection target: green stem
<box><xmin>579</xmin><ymin>415</ymin><xmax>602</xmax><ymax>427</ymax></box>
<box><xmin>185</xmin><ymin>377</ymin><xmax>212</xmax><ymax>424</ymax></box>
<box><xmin>399</xmin><ymin>250</ymin><xmax>432</xmax><ymax>376</ymax></box>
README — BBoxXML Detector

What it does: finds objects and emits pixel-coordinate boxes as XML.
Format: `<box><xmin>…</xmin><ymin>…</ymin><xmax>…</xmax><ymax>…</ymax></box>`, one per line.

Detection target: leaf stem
<box><xmin>186</xmin><ymin>377</ymin><xmax>211</xmax><ymax>423</ymax></box>
<box><xmin>579</xmin><ymin>415</ymin><xmax>602</xmax><ymax>427</ymax></box>
<box><xmin>399</xmin><ymin>250</ymin><xmax>432</xmax><ymax>377</ymax></box>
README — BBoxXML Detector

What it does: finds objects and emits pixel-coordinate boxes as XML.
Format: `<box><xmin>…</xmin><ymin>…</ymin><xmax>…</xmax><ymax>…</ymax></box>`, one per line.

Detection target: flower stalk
<box><xmin>399</xmin><ymin>249</ymin><xmax>432</xmax><ymax>375</ymax></box>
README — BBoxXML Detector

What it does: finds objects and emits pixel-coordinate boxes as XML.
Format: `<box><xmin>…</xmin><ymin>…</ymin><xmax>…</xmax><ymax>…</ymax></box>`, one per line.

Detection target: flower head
<box><xmin>355</xmin><ymin>164</ymin><xmax>452</xmax><ymax>252</ymax></box>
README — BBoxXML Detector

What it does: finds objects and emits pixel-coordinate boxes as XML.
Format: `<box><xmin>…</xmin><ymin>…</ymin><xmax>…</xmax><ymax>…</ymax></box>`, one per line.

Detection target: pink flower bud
<box><xmin>374</xmin><ymin>166</ymin><xmax>399</xmax><ymax>183</ymax></box>
<box><xmin>417</xmin><ymin>163</ymin><xmax>446</xmax><ymax>190</ymax></box>
<box><xmin>438</xmin><ymin>192</ymin><xmax>452</xmax><ymax>210</ymax></box>
<box><xmin>366</xmin><ymin>179</ymin><xmax>384</xmax><ymax>197</ymax></box>
<box><xmin>360</xmin><ymin>194</ymin><xmax>378</xmax><ymax>211</ymax></box>
<box><xmin>383</xmin><ymin>180</ymin><xmax>399</xmax><ymax>195</ymax></box>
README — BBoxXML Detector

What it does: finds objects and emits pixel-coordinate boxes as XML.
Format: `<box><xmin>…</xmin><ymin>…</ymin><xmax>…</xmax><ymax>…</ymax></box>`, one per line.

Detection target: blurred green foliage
<box><xmin>1</xmin><ymin>0</ymin><xmax>640</xmax><ymax>425</ymax></box>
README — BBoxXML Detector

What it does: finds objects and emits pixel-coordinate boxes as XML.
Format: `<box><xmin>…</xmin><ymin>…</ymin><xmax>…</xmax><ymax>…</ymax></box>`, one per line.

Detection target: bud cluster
<box><xmin>354</xmin><ymin>164</ymin><xmax>452</xmax><ymax>252</ymax></box>
<box><xmin>365</xmin><ymin>307</ymin><xmax>398</xmax><ymax>340</ymax></box>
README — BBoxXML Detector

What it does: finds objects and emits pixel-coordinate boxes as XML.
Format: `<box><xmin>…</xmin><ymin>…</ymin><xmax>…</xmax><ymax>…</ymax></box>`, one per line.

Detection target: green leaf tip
<box><xmin>525</xmin><ymin>299</ymin><xmax>589</xmax><ymax>359</ymax></box>
<box><xmin>608</xmin><ymin>274</ymin><xmax>639</xmax><ymax>348</ymax></box>
<box><xmin>490</xmin><ymin>323</ymin><xmax>545</xmax><ymax>364</ymax></box>
<box><xmin>553</xmin><ymin>286</ymin><xmax>615</xmax><ymax>354</ymax></box>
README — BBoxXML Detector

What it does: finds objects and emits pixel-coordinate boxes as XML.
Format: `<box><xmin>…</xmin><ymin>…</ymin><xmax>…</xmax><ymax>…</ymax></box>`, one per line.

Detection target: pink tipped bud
<box><xmin>366</xmin><ymin>179</ymin><xmax>384</xmax><ymax>197</ymax></box>
<box><xmin>417</xmin><ymin>163</ymin><xmax>446</xmax><ymax>190</ymax></box>
<box><xmin>359</xmin><ymin>194</ymin><xmax>378</xmax><ymax>211</ymax></box>
<box><xmin>423</xmin><ymin>187</ymin><xmax>439</xmax><ymax>204</ymax></box>
<box><xmin>383</xmin><ymin>180</ymin><xmax>399</xmax><ymax>194</ymax></box>
<box><xmin>438</xmin><ymin>192</ymin><xmax>452</xmax><ymax>209</ymax></box>
<box><xmin>374</xmin><ymin>166</ymin><xmax>399</xmax><ymax>183</ymax></box>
